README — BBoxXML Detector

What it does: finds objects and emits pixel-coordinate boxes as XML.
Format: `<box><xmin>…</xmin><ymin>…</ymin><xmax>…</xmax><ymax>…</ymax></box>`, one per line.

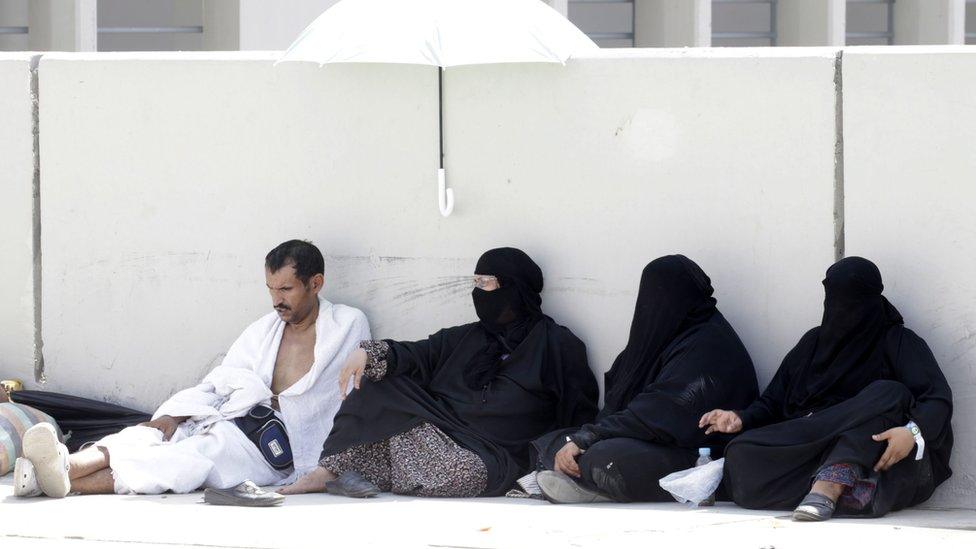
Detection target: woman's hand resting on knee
<box><xmin>699</xmin><ymin>409</ymin><xmax>743</xmax><ymax>435</ymax></box>
<box><xmin>872</xmin><ymin>428</ymin><xmax>915</xmax><ymax>472</ymax></box>
<box><xmin>554</xmin><ymin>440</ymin><xmax>582</xmax><ymax>478</ymax></box>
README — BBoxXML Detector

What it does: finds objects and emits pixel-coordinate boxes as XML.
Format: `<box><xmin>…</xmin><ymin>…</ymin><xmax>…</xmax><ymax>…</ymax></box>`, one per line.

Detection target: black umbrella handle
<box><xmin>438</xmin><ymin>66</ymin><xmax>444</xmax><ymax>170</ymax></box>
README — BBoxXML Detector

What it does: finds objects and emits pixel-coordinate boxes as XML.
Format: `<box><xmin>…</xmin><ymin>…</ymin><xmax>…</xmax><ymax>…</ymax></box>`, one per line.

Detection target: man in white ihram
<box><xmin>15</xmin><ymin>240</ymin><xmax>369</xmax><ymax>505</ymax></box>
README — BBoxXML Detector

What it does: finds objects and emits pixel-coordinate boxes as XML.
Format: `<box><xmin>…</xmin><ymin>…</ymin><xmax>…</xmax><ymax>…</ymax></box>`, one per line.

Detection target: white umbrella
<box><xmin>278</xmin><ymin>0</ymin><xmax>597</xmax><ymax>217</ymax></box>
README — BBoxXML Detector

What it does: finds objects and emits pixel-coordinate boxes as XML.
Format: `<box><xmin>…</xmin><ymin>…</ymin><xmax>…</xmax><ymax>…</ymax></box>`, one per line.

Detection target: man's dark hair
<box><xmin>265</xmin><ymin>240</ymin><xmax>325</xmax><ymax>284</ymax></box>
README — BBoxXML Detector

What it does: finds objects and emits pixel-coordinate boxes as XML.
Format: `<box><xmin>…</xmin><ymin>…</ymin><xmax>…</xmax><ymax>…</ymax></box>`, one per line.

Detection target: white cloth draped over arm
<box><xmin>152</xmin><ymin>312</ymin><xmax>281</xmax><ymax>429</ymax></box>
<box><xmin>149</xmin><ymin>297</ymin><xmax>370</xmax><ymax>481</ymax></box>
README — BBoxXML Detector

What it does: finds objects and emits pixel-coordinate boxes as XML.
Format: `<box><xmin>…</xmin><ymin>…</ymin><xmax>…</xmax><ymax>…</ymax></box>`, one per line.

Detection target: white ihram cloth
<box><xmin>96</xmin><ymin>297</ymin><xmax>370</xmax><ymax>494</ymax></box>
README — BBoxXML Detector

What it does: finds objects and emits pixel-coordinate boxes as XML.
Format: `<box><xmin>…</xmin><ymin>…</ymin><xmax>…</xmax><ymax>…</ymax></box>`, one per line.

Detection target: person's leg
<box><xmin>69</xmin><ymin>468</ymin><xmax>115</xmax><ymax>494</ymax></box>
<box><xmin>725</xmin><ymin>379</ymin><xmax>913</xmax><ymax>511</ymax></box>
<box><xmin>576</xmin><ymin>438</ymin><xmax>698</xmax><ymax>502</ymax></box>
<box><xmin>321</xmin><ymin>438</ymin><xmax>393</xmax><ymax>492</ymax></box>
<box><xmin>799</xmin><ymin>380</ymin><xmax>914</xmax><ymax>517</ymax></box>
<box><xmin>69</xmin><ymin>446</ymin><xmax>111</xmax><ymax>480</ymax></box>
<box><xmin>279</xmin><ymin>437</ymin><xmax>394</xmax><ymax>495</ymax></box>
<box><xmin>389</xmin><ymin>423</ymin><xmax>487</xmax><ymax>497</ymax></box>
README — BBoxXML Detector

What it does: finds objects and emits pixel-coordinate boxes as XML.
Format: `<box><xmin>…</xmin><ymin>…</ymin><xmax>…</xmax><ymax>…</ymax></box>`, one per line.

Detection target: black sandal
<box><xmin>792</xmin><ymin>492</ymin><xmax>837</xmax><ymax>521</ymax></box>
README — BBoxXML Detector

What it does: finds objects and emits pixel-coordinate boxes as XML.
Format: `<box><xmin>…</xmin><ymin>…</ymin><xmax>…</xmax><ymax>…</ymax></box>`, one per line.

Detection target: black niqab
<box><xmin>782</xmin><ymin>257</ymin><xmax>904</xmax><ymax>417</ymax></box>
<box><xmin>602</xmin><ymin>255</ymin><xmax>718</xmax><ymax>415</ymax></box>
<box><xmin>467</xmin><ymin>248</ymin><xmax>544</xmax><ymax>389</ymax></box>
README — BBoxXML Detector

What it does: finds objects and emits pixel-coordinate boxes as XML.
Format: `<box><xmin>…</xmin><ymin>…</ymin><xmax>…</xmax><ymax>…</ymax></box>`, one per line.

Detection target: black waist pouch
<box><xmin>234</xmin><ymin>405</ymin><xmax>293</xmax><ymax>471</ymax></box>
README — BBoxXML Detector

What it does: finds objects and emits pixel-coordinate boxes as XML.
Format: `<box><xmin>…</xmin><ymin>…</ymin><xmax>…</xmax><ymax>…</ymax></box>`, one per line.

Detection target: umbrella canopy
<box><xmin>278</xmin><ymin>0</ymin><xmax>597</xmax><ymax>67</ymax></box>
<box><xmin>278</xmin><ymin>0</ymin><xmax>596</xmax><ymax>216</ymax></box>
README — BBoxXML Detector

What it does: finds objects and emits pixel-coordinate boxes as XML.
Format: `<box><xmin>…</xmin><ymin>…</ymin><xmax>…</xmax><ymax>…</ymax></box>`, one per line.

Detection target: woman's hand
<box><xmin>554</xmin><ymin>440</ymin><xmax>582</xmax><ymax>478</ymax></box>
<box><xmin>338</xmin><ymin>348</ymin><xmax>368</xmax><ymax>399</ymax></box>
<box><xmin>872</xmin><ymin>427</ymin><xmax>915</xmax><ymax>472</ymax></box>
<box><xmin>699</xmin><ymin>409</ymin><xmax>743</xmax><ymax>435</ymax></box>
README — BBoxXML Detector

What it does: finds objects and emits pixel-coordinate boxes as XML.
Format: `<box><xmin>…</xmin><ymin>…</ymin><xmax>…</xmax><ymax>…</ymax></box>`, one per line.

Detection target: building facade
<box><xmin>0</xmin><ymin>1</ymin><xmax>974</xmax><ymax>52</ymax></box>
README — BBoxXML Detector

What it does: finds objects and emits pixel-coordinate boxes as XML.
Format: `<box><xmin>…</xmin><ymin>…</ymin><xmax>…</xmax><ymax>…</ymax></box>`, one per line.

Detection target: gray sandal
<box><xmin>793</xmin><ymin>492</ymin><xmax>837</xmax><ymax>521</ymax></box>
<box><xmin>325</xmin><ymin>471</ymin><xmax>381</xmax><ymax>498</ymax></box>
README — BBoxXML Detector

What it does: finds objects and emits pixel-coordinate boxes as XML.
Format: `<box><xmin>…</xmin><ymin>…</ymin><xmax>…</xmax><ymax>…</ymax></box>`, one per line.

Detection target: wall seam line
<box><xmin>29</xmin><ymin>53</ymin><xmax>44</xmax><ymax>384</ymax></box>
<box><xmin>833</xmin><ymin>49</ymin><xmax>845</xmax><ymax>263</ymax></box>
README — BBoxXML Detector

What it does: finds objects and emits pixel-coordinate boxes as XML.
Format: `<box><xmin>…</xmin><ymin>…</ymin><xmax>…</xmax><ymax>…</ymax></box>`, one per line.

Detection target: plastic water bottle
<box><xmin>695</xmin><ymin>447</ymin><xmax>716</xmax><ymax>506</ymax></box>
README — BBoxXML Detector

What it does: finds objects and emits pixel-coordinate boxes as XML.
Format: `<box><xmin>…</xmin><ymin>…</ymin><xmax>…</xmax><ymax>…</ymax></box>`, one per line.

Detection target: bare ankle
<box><xmin>811</xmin><ymin>480</ymin><xmax>845</xmax><ymax>501</ymax></box>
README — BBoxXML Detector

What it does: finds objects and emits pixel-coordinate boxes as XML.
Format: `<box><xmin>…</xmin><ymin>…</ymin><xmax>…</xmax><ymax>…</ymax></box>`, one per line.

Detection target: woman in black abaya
<box><xmin>532</xmin><ymin>255</ymin><xmax>759</xmax><ymax>503</ymax></box>
<box><xmin>701</xmin><ymin>257</ymin><xmax>953</xmax><ymax>521</ymax></box>
<box><xmin>279</xmin><ymin>247</ymin><xmax>598</xmax><ymax>498</ymax></box>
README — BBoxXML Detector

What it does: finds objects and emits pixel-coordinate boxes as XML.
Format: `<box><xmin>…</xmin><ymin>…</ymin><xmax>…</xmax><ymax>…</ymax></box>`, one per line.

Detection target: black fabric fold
<box><xmin>11</xmin><ymin>390</ymin><xmax>150</xmax><ymax>452</ymax></box>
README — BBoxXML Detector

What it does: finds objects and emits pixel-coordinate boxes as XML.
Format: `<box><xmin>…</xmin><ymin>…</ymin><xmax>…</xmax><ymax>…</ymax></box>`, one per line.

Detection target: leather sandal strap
<box><xmin>799</xmin><ymin>492</ymin><xmax>836</xmax><ymax>511</ymax></box>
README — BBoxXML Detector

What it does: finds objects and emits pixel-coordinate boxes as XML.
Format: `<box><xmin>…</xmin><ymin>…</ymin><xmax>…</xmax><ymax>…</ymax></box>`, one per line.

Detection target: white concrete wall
<box><xmin>38</xmin><ymin>52</ymin><xmax>438</xmax><ymax>409</ymax></box>
<box><xmin>38</xmin><ymin>49</ymin><xmax>838</xmax><ymax>412</ymax></box>
<box><xmin>0</xmin><ymin>54</ymin><xmax>37</xmax><ymax>386</ymax></box>
<box><xmin>12</xmin><ymin>48</ymin><xmax>974</xmax><ymax>510</ymax></box>
<box><xmin>445</xmin><ymin>48</ymin><xmax>837</xmax><ymax>391</ymax></box>
<box><xmin>844</xmin><ymin>46</ymin><xmax>976</xmax><ymax>509</ymax></box>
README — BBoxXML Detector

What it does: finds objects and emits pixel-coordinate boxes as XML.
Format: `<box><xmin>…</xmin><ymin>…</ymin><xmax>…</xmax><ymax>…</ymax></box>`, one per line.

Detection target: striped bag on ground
<box><xmin>0</xmin><ymin>403</ymin><xmax>64</xmax><ymax>475</ymax></box>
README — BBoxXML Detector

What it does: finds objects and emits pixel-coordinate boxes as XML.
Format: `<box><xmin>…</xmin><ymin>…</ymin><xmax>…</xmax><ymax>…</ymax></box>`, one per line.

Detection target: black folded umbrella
<box><xmin>11</xmin><ymin>390</ymin><xmax>151</xmax><ymax>452</ymax></box>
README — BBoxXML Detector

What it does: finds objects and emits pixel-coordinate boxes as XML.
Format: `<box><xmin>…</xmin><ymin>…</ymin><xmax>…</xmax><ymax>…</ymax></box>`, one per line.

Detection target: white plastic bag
<box><xmin>658</xmin><ymin>457</ymin><xmax>725</xmax><ymax>507</ymax></box>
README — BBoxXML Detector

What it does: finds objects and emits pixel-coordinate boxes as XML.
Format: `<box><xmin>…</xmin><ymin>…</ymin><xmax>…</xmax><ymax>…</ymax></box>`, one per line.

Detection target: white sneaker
<box><xmin>22</xmin><ymin>423</ymin><xmax>71</xmax><ymax>498</ymax></box>
<box><xmin>13</xmin><ymin>457</ymin><xmax>43</xmax><ymax>497</ymax></box>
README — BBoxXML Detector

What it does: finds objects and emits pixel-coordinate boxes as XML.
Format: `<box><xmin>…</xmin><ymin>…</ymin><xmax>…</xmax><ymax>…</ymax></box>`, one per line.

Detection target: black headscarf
<box><xmin>466</xmin><ymin>247</ymin><xmax>544</xmax><ymax>389</ymax></box>
<box><xmin>782</xmin><ymin>256</ymin><xmax>904</xmax><ymax>417</ymax></box>
<box><xmin>602</xmin><ymin>255</ymin><xmax>718</xmax><ymax>415</ymax></box>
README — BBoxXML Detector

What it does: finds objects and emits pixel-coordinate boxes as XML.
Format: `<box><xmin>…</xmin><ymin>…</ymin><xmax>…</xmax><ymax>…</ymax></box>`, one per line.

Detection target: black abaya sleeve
<box><xmin>737</xmin><ymin>329</ymin><xmax>817</xmax><ymax>430</ymax></box>
<box><xmin>888</xmin><ymin>328</ymin><xmax>953</xmax><ymax>446</ymax></box>
<box><xmin>736</xmin><ymin>360</ymin><xmax>790</xmax><ymax>431</ymax></box>
<box><xmin>571</xmin><ymin>331</ymin><xmax>753</xmax><ymax>450</ymax></box>
<box><xmin>548</xmin><ymin>328</ymin><xmax>599</xmax><ymax>428</ymax></box>
<box><xmin>384</xmin><ymin>325</ymin><xmax>469</xmax><ymax>387</ymax></box>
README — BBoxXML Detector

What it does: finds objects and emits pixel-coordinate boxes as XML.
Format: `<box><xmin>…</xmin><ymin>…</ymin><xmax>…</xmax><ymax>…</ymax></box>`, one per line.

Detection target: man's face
<box><xmin>266</xmin><ymin>264</ymin><xmax>320</xmax><ymax>323</ymax></box>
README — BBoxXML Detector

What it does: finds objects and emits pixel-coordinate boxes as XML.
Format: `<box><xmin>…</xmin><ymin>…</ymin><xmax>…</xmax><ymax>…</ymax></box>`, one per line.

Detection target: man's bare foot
<box><xmin>276</xmin><ymin>467</ymin><xmax>334</xmax><ymax>495</ymax></box>
<box><xmin>810</xmin><ymin>480</ymin><xmax>845</xmax><ymax>502</ymax></box>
